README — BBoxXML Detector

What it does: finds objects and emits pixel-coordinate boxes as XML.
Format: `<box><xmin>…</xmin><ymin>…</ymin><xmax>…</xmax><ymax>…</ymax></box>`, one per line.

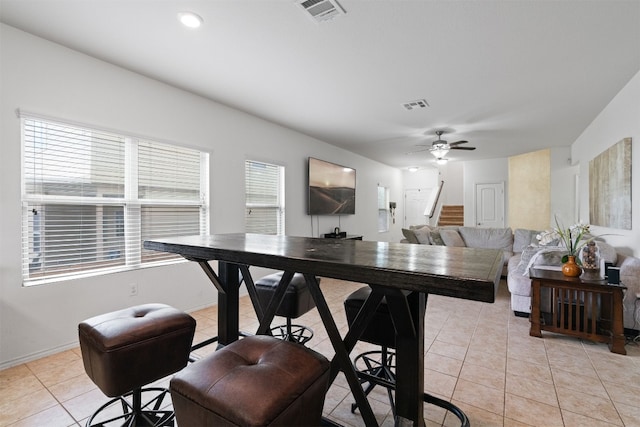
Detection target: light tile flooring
<box><xmin>1</xmin><ymin>278</ymin><xmax>639</xmax><ymax>427</ymax></box>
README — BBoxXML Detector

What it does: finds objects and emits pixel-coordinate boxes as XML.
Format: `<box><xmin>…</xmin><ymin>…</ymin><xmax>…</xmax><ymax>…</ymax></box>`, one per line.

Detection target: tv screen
<box><xmin>308</xmin><ymin>157</ymin><xmax>356</xmax><ymax>215</ymax></box>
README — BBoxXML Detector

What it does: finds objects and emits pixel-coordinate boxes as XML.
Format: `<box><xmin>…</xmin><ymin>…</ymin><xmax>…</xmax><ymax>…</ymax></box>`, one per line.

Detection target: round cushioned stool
<box><xmin>345</xmin><ymin>287</ymin><xmax>470</xmax><ymax>427</ymax></box>
<box><xmin>255</xmin><ymin>272</ymin><xmax>318</xmax><ymax>344</ymax></box>
<box><xmin>170</xmin><ymin>335</ymin><xmax>331</xmax><ymax>426</ymax></box>
<box><xmin>79</xmin><ymin>303</ymin><xmax>196</xmax><ymax>427</ymax></box>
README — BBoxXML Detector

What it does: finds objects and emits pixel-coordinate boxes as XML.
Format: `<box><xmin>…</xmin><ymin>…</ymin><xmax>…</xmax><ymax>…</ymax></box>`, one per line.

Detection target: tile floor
<box><xmin>1</xmin><ymin>278</ymin><xmax>639</xmax><ymax>426</ymax></box>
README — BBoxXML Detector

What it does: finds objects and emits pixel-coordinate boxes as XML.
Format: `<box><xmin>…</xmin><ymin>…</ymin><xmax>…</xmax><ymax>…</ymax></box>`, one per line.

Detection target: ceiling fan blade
<box><xmin>448</xmin><ymin>140</ymin><xmax>469</xmax><ymax>146</ymax></box>
<box><xmin>450</xmin><ymin>146</ymin><xmax>476</xmax><ymax>150</ymax></box>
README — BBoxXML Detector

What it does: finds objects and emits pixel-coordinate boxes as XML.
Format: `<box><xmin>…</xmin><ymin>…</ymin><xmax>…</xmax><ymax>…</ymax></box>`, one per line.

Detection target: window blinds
<box><xmin>21</xmin><ymin>116</ymin><xmax>209</xmax><ymax>284</ymax></box>
<box><xmin>245</xmin><ymin>160</ymin><xmax>284</xmax><ymax>235</ymax></box>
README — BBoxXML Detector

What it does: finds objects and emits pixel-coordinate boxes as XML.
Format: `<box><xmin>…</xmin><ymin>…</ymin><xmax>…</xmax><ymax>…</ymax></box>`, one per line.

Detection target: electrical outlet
<box><xmin>129</xmin><ymin>283</ymin><xmax>138</xmax><ymax>296</ymax></box>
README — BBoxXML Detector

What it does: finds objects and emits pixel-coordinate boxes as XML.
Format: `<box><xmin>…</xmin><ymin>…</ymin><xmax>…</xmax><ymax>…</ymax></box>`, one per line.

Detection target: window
<box><xmin>377</xmin><ymin>185</ymin><xmax>390</xmax><ymax>232</ymax></box>
<box><xmin>21</xmin><ymin>115</ymin><xmax>209</xmax><ymax>285</ymax></box>
<box><xmin>245</xmin><ymin>160</ymin><xmax>284</xmax><ymax>235</ymax></box>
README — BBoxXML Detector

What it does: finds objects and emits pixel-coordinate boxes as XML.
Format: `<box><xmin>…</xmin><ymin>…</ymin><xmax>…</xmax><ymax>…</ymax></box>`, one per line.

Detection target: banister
<box><xmin>428</xmin><ymin>180</ymin><xmax>444</xmax><ymax>219</ymax></box>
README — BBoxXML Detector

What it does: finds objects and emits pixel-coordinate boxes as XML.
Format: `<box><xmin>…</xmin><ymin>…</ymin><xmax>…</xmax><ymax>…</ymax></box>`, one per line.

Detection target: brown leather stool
<box><xmin>170</xmin><ymin>335</ymin><xmax>330</xmax><ymax>426</ymax></box>
<box><xmin>255</xmin><ymin>272</ymin><xmax>318</xmax><ymax>344</ymax></box>
<box><xmin>79</xmin><ymin>303</ymin><xmax>196</xmax><ymax>427</ymax></box>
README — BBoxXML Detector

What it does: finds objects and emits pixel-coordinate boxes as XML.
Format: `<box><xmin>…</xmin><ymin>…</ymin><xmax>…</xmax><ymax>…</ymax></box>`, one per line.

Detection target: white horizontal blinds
<box><xmin>140</xmin><ymin>206</ymin><xmax>201</xmax><ymax>262</ymax></box>
<box><xmin>23</xmin><ymin>118</ymin><xmax>125</xmax><ymax>198</ymax></box>
<box><xmin>138</xmin><ymin>140</ymin><xmax>201</xmax><ymax>201</ymax></box>
<box><xmin>245</xmin><ymin>160</ymin><xmax>284</xmax><ymax>235</ymax></box>
<box><xmin>138</xmin><ymin>140</ymin><xmax>205</xmax><ymax>262</ymax></box>
<box><xmin>22</xmin><ymin>118</ymin><xmax>127</xmax><ymax>281</ymax></box>
<box><xmin>23</xmin><ymin>204</ymin><xmax>126</xmax><ymax>280</ymax></box>
<box><xmin>21</xmin><ymin>115</ymin><xmax>210</xmax><ymax>284</ymax></box>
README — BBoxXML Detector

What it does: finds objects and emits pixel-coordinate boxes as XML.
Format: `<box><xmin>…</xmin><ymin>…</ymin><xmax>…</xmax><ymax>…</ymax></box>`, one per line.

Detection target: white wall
<box><xmin>0</xmin><ymin>24</ymin><xmax>403</xmax><ymax>367</ymax></box>
<box><xmin>571</xmin><ymin>70</ymin><xmax>640</xmax><ymax>257</ymax></box>
<box><xmin>438</xmin><ymin>162</ymin><xmax>464</xmax><ymax>205</ymax></box>
<box><xmin>550</xmin><ymin>146</ymin><xmax>579</xmax><ymax>226</ymax></box>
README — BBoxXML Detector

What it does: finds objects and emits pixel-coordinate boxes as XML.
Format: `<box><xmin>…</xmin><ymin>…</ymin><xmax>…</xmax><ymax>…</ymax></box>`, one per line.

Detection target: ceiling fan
<box><xmin>407</xmin><ymin>130</ymin><xmax>476</xmax><ymax>161</ymax></box>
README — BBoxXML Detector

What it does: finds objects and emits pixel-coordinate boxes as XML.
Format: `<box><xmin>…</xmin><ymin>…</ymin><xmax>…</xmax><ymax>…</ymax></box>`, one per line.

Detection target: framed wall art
<box><xmin>589</xmin><ymin>137</ymin><xmax>632</xmax><ymax>229</ymax></box>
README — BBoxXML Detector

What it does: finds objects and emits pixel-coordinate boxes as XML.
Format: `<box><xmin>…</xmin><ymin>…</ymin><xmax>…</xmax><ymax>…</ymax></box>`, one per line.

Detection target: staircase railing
<box><xmin>427</xmin><ymin>180</ymin><xmax>444</xmax><ymax>219</ymax></box>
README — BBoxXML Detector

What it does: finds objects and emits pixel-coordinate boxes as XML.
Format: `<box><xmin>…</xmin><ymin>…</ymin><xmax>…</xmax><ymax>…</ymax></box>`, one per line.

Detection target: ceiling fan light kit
<box><xmin>428</xmin><ymin>130</ymin><xmax>476</xmax><ymax>160</ymax></box>
<box><xmin>430</xmin><ymin>144</ymin><xmax>449</xmax><ymax>158</ymax></box>
<box><xmin>404</xmin><ymin>130</ymin><xmax>477</xmax><ymax>161</ymax></box>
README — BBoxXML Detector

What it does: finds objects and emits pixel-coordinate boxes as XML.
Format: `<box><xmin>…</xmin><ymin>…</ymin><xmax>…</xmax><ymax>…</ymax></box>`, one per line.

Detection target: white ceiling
<box><xmin>1</xmin><ymin>0</ymin><xmax>639</xmax><ymax>169</ymax></box>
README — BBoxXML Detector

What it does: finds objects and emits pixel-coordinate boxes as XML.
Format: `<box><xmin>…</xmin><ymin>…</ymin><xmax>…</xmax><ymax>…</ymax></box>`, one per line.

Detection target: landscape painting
<box><xmin>589</xmin><ymin>137</ymin><xmax>632</xmax><ymax>229</ymax></box>
<box><xmin>308</xmin><ymin>157</ymin><xmax>356</xmax><ymax>215</ymax></box>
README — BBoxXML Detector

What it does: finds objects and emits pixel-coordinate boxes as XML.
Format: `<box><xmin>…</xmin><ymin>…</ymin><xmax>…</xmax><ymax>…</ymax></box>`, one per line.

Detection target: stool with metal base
<box><xmin>79</xmin><ymin>303</ymin><xmax>196</xmax><ymax>427</ymax></box>
<box><xmin>255</xmin><ymin>271</ymin><xmax>318</xmax><ymax>344</ymax></box>
<box><xmin>344</xmin><ymin>286</ymin><xmax>470</xmax><ymax>427</ymax></box>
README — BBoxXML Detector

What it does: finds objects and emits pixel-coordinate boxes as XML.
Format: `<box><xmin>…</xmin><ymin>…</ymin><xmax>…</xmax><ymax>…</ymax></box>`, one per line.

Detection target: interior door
<box><xmin>404</xmin><ymin>188</ymin><xmax>431</xmax><ymax>227</ymax></box>
<box><xmin>475</xmin><ymin>182</ymin><xmax>504</xmax><ymax>228</ymax></box>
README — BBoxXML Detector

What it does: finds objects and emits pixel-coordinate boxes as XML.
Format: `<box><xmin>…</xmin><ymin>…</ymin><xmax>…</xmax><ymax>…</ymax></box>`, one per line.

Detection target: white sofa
<box><xmin>401</xmin><ymin>225</ymin><xmax>515</xmax><ymax>275</ymax></box>
<box><xmin>402</xmin><ymin>225</ymin><xmax>640</xmax><ymax>331</ymax></box>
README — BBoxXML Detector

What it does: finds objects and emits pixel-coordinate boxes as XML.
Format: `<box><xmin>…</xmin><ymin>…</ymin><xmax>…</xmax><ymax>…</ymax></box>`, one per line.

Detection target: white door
<box><xmin>475</xmin><ymin>182</ymin><xmax>504</xmax><ymax>228</ymax></box>
<box><xmin>404</xmin><ymin>188</ymin><xmax>431</xmax><ymax>227</ymax></box>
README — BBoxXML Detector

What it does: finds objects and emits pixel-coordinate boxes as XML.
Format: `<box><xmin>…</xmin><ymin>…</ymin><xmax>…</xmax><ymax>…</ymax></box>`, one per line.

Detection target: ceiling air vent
<box><xmin>402</xmin><ymin>99</ymin><xmax>430</xmax><ymax>111</ymax></box>
<box><xmin>298</xmin><ymin>0</ymin><xmax>346</xmax><ymax>23</ymax></box>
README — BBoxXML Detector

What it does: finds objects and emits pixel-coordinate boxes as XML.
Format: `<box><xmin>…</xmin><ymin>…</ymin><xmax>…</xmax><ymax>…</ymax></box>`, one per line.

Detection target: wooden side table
<box><xmin>529</xmin><ymin>268</ymin><xmax>626</xmax><ymax>355</ymax></box>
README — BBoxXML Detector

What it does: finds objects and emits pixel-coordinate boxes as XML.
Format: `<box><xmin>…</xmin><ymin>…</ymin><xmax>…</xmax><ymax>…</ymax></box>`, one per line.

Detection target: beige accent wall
<box><xmin>508</xmin><ymin>149</ymin><xmax>550</xmax><ymax>230</ymax></box>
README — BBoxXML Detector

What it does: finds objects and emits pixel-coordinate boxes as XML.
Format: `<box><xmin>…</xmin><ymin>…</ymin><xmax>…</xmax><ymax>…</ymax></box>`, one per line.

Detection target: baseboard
<box><xmin>0</xmin><ymin>341</ymin><xmax>79</xmax><ymax>371</ymax></box>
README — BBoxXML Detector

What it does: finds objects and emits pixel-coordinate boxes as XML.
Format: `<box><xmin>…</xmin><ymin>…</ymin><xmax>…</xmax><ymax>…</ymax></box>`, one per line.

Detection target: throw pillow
<box><xmin>514</xmin><ymin>245</ymin><xmax>541</xmax><ymax>276</ymax></box>
<box><xmin>412</xmin><ymin>226</ymin><xmax>432</xmax><ymax>244</ymax></box>
<box><xmin>410</xmin><ymin>224</ymin><xmax>431</xmax><ymax>231</ymax></box>
<box><xmin>440</xmin><ymin>229</ymin><xmax>466</xmax><ymax>247</ymax></box>
<box><xmin>429</xmin><ymin>230</ymin><xmax>445</xmax><ymax>245</ymax></box>
<box><xmin>513</xmin><ymin>229</ymin><xmax>541</xmax><ymax>253</ymax></box>
<box><xmin>401</xmin><ymin>228</ymin><xmax>419</xmax><ymax>244</ymax></box>
<box><xmin>516</xmin><ymin>245</ymin><xmax>565</xmax><ymax>276</ymax></box>
<box><xmin>533</xmin><ymin>250</ymin><xmax>565</xmax><ymax>266</ymax></box>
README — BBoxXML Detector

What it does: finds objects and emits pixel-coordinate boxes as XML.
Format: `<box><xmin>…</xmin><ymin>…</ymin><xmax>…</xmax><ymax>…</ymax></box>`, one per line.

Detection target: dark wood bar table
<box><xmin>144</xmin><ymin>234</ymin><xmax>503</xmax><ymax>427</ymax></box>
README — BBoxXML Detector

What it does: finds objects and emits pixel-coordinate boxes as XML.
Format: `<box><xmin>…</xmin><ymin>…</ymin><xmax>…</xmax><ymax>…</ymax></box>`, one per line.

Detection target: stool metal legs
<box><xmin>349</xmin><ymin>348</ymin><xmax>470</xmax><ymax>427</ymax></box>
<box><xmin>86</xmin><ymin>387</ymin><xmax>174</xmax><ymax>427</ymax></box>
<box><xmin>351</xmin><ymin>347</ymin><xmax>396</xmax><ymax>416</ymax></box>
<box><xmin>270</xmin><ymin>317</ymin><xmax>314</xmax><ymax>344</ymax></box>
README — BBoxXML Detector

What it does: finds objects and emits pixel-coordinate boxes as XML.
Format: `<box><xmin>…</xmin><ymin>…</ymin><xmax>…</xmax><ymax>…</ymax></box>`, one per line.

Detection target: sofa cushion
<box><xmin>618</xmin><ymin>254</ymin><xmax>640</xmax><ymax>328</ymax></box>
<box><xmin>412</xmin><ymin>226</ymin><xmax>432</xmax><ymax>244</ymax></box>
<box><xmin>458</xmin><ymin>227</ymin><xmax>514</xmax><ymax>264</ymax></box>
<box><xmin>513</xmin><ymin>229</ymin><xmax>540</xmax><ymax>253</ymax></box>
<box><xmin>440</xmin><ymin>229</ymin><xmax>466</xmax><ymax>247</ymax></box>
<box><xmin>401</xmin><ymin>228</ymin><xmax>420</xmax><ymax>244</ymax></box>
<box><xmin>458</xmin><ymin>227</ymin><xmax>513</xmax><ymax>251</ymax></box>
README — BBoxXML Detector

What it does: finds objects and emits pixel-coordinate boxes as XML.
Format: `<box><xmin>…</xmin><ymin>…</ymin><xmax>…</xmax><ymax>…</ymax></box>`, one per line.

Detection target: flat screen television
<box><xmin>308</xmin><ymin>157</ymin><xmax>356</xmax><ymax>215</ymax></box>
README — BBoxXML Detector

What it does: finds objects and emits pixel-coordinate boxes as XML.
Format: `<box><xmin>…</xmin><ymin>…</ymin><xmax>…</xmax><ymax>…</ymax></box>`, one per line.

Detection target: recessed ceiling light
<box><xmin>178</xmin><ymin>12</ymin><xmax>203</xmax><ymax>29</ymax></box>
<box><xmin>408</xmin><ymin>167</ymin><xmax>419</xmax><ymax>172</ymax></box>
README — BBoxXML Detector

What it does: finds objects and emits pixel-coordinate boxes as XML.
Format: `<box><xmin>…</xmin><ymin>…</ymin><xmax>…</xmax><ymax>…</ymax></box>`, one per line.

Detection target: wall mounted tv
<box><xmin>308</xmin><ymin>157</ymin><xmax>356</xmax><ymax>215</ymax></box>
